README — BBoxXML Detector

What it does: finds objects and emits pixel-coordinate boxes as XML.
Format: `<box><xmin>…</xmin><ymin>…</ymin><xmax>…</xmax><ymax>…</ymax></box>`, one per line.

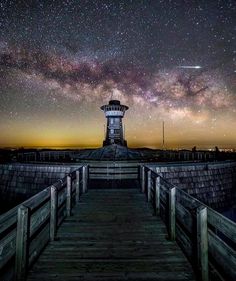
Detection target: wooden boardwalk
<box><xmin>27</xmin><ymin>189</ymin><xmax>196</xmax><ymax>281</ymax></box>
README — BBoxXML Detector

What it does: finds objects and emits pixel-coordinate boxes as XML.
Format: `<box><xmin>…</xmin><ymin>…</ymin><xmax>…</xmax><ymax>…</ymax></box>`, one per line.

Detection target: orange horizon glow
<box><xmin>0</xmin><ymin>92</ymin><xmax>235</xmax><ymax>150</ymax></box>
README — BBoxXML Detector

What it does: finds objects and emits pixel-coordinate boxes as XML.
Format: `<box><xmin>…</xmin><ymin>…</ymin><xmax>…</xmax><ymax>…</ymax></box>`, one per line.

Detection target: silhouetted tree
<box><xmin>192</xmin><ymin>146</ymin><xmax>197</xmax><ymax>152</ymax></box>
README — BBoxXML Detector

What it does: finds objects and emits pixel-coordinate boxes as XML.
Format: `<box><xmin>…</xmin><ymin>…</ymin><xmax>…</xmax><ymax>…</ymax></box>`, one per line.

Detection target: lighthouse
<box><xmin>101</xmin><ymin>100</ymin><xmax>129</xmax><ymax>147</ymax></box>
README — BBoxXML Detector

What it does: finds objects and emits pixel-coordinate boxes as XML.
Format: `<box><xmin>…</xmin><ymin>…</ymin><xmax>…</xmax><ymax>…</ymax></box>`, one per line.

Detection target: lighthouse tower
<box><xmin>101</xmin><ymin>100</ymin><xmax>129</xmax><ymax>147</ymax></box>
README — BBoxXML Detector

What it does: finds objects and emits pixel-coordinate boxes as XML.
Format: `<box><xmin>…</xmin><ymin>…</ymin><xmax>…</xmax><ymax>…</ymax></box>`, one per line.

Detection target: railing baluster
<box><xmin>75</xmin><ymin>169</ymin><xmax>80</xmax><ymax>203</ymax></box>
<box><xmin>50</xmin><ymin>185</ymin><xmax>58</xmax><ymax>241</ymax></box>
<box><xmin>141</xmin><ymin>166</ymin><xmax>145</xmax><ymax>193</ymax></box>
<box><xmin>82</xmin><ymin>166</ymin><xmax>87</xmax><ymax>193</ymax></box>
<box><xmin>147</xmin><ymin>170</ymin><xmax>151</xmax><ymax>202</ymax></box>
<box><xmin>66</xmin><ymin>174</ymin><xmax>72</xmax><ymax>216</ymax></box>
<box><xmin>155</xmin><ymin>176</ymin><xmax>160</xmax><ymax>215</ymax></box>
<box><xmin>197</xmin><ymin>206</ymin><xmax>209</xmax><ymax>281</ymax></box>
<box><xmin>169</xmin><ymin>187</ymin><xmax>176</xmax><ymax>240</ymax></box>
<box><xmin>86</xmin><ymin>165</ymin><xmax>89</xmax><ymax>192</ymax></box>
<box><xmin>15</xmin><ymin>205</ymin><xmax>30</xmax><ymax>281</ymax></box>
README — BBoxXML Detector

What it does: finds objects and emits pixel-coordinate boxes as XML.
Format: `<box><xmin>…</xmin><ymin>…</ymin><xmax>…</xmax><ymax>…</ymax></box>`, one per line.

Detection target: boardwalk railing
<box><xmin>0</xmin><ymin>165</ymin><xmax>88</xmax><ymax>281</ymax></box>
<box><xmin>16</xmin><ymin>150</ymin><xmax>217</xmax><ymax>162</ymax></box>
<box><xmin>140</xmin><ymin>165</ymin><xmax>236</xmax><ymax>281</ymax></box>
<box><xmin>88</xmin><ymin>161</ymin><xmax>139</xmax><ymax>180</ymax></box>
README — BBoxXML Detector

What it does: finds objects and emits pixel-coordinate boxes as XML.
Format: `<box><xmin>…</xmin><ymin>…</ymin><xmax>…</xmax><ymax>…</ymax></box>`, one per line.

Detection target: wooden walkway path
<box><xmin>27</xmin><ymin>189</ymin><xmax>196</xmax><ymax>281</ymax></box>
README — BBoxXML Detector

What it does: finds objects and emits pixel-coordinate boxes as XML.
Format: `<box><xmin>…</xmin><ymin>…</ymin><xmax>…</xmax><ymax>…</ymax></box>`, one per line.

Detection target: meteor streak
<box><xmin>177</xmin><ymin>66</ymin><xmax>202</xmax><ymax>69</ymax></box>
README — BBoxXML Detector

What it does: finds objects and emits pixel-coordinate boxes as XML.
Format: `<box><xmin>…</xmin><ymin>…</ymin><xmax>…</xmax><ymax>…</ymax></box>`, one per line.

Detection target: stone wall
<box><xmin>151</xmin><ymin>161</ymin><xmax>236</xmax><ymax>210</ymax></box>
<box><xmin>0</xmin><ymin>163</ymin><xmax>76</xmax><ymax>212</ymax></box>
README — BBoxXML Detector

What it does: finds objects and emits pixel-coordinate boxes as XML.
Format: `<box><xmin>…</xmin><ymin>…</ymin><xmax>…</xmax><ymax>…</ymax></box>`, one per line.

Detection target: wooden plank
<box><xmin>160</xmin><ymin>177</ymin><xmax>175</xmax><ymax>190</ymax></box>
<box><xmin>57</xmin><ymin>179</ymin><xmax>67</xmax><ymax>192</ymax></box>
<box><xmin>75</xmin><ymin>170</ymin><xmax>80</xmax><ymax>203</ymax></box>
<box><xmin>58</xmin><ymin>189</ymin><xmax>66</xmax><ymax>208</ymax></box>
<box><xmin>0</xmin><ymin>229</ymin><xmax>16</xmax><ymax>269</ymax></box>
<box><xmin>208</xmin><ymin>229</ymin><xmax>236</xmax><ymax>280</ymax></box>
<box><xmin>159</xmin><ymin>179</ymin><xmax>169</xmax><ymax>192</ymax></box>
<box><xmin>15</xmin><ymin>205</ymin><xmax>30</xmax><ymax>281</ymax></box>
<box><xmin>176</xmin><ymin>223</ymin><xmax>193</xmax><ymax>260</ymax></box>
<box><xmin>160</xmin><ymin>189</ymin><xmax>168</xmax><ymax>204</ymax></box>
<box><xmin>89</xmin><ymin>174</ymin><xmax>138</xmax><ymax>179</ymax></box>
<box><xmin>71</xmin><ymin>178</ymin><xmax>76</xmax><ymax>194</ymax></box>
<box><xmin>155</xmin><ymin>177</ymin><xmax>160</xmax><ymax>215</ymax></box>
<box><xmin>30</xmin><ymin>201</ymin><xmax>50</xmax><ymax>236</ymax></box>
<box><xmin>28</xmin><ymin>224</ymin><xmax>50</xmax><ymax>267</ymax></box>
<box><xmin>88</xmin><ymin>162</ymin><xmax>139</xmax><ymax>167</ymax></box>
<box><xmin>207</xmin><ymin>208</ymin><xmax>236</xmax><ymax>243</ymax></box>
<box><xmin>89</xmin><ymin>167</ymin><xmax>138</xmax><ymax>173</ymax></box>
<box><xmin>57</xmin><ymin>204</ymin><xmax>66</xmax><ymax>227</ymax></box>
<box><xmin>176</xmin><ymin>202</ymin><xmax>193</xmax><ymax>234</ymax></box>
<box><xmin>0</xmin><ymin>207</ymin><xmax>18</xmax><ymax>235</ymax></box>
<box><xmin>50</xmin><ymin>186</ymin><xmax>58</xmax><ymax>241</ymax></box>
<box><xmin>146</xmin><ymin>171</ymin><xmax>151</xmax><ymax>202</ymax></box>
<box><xmin>82</xmin><ymin>166</ymin><xmax>87</xmax><ymax>193</ymax></box>
<box><xmin>141</xmin><ymin>166</ymin><xmax>145</xmax><ymax>193</ymax></box>
<box><xmin>169</xmin><ymin>187</ymin><xmax>176</xmax><ymax>241</ymax></box>
<box><xmin>25</xmin><ymin>188</ymin><xmax>50</xmax><ymax>212</ymax></box>
<box><xmin>66</xmin><ymin>175</ymin><xmax>72</xmax><ymax>217</ymax></box>
<box><xmin>54</xmin><ymin>179</ymin><xmax>64</xmax><ymax>192</ymax></box>
<box><xmin>197</xmin><ymin>206</ymin><xmax>208</xmax><ymax>281</ymax></box>
<box><xmin>176</xmin><ymin>189</ymin><xmax>201</xmax><ymax>210</ymax></box>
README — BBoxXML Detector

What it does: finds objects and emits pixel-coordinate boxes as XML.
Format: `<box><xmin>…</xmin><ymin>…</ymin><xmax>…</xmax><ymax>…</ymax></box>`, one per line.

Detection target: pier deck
<box><xmin>27</xmin><ymin>189</ymin><xmax>195</xmax><ymax>281</ymax></box>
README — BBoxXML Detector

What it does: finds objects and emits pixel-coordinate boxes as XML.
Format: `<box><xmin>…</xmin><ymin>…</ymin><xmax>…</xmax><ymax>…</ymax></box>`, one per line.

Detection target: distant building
<box><xmin>101</xmin><ymin>100</ymin><xmax>128</xmax><ymax>146</ymax></box>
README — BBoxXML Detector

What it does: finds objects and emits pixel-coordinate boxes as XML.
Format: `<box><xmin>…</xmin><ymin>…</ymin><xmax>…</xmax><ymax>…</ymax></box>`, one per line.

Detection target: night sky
<box><xmin>0</xmin><ymin>0</ymin><xmax>235</xmax><ymax>149</ymax></box>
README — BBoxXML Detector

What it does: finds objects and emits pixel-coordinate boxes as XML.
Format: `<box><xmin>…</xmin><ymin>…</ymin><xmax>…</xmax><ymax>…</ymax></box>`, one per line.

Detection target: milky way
<box><xmin>0</xmin><ymin>1</ymin><xmax>235</xmax><ymax>148</ymax></box>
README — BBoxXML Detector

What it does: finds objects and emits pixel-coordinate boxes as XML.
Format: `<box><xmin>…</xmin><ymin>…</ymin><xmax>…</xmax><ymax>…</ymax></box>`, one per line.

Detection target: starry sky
<box><xmin>0</xmin><ymin>0</ymin><xmax>235</xmax><ymax>149</ymax></box>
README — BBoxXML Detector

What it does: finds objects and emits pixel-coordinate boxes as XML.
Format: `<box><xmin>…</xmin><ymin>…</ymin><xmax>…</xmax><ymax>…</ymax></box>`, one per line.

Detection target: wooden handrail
<box><xmin>141</xmin><ymin>164</ymin><xmax>236</xmax><ymax>281</ymax></box>
<box><xmin>0</xmin><ymin>165</ymin><xmax>89</xmax><ymax>281</ymax></box>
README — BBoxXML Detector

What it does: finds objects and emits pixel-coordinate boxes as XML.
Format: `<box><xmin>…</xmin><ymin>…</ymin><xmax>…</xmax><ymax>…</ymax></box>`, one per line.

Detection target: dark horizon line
<box><xmin>0</xmin><ymin>145</ymin><xmax>235</xmax><ymax>151</ymax></box>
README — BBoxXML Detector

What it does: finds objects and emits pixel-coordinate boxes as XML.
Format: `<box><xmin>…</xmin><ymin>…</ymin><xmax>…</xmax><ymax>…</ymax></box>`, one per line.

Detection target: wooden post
<box><xmin>50</xmin><ymin>186</ymin><xmax>58</xmax><ymax>241</ymax></box>
<box><xmin>147</xmin><ymin>170</ymin><xmax>151</xmax><ymax>202</ymax></box>
<box><xmin>66</xmin><ymin>175</ymin><xmax>72</xmax><ymax>216</ymax></box>
<box><xmin>197</xmin><ymin>206</ymin><xmax>209</xmax><ymax>281</ymax></box>
<box><xmin>169</xmin><ymin>187</ymin><xmax>176</xmax><ymax>240</ymax></box>
<box><xmin>141</xmin><ymin>166</ymin><xmax>145</xmax><ymax>193</ymax></box>
<box><xmin>155</xmin><ymin>176</ymin><xmax>160</xmax><ymax>215</ymax></box>
<box><xmin>86</xmin><ymin>165</ymin><xmax>89</xmax><ymax>192</ymax></box>
<box><xmin>75</xmin><ymin>170</ymin><xmax>80</xmax><ymax>203</ymax></box>
<box><xmin>15</xmin><ymin>205</ymin><xmax>30</xmax><ymax>281</ymax></box>
<box><xmin>82</xmin><ymin>166</ymin><xmax>87</xmax><ymax>193</ymax></box>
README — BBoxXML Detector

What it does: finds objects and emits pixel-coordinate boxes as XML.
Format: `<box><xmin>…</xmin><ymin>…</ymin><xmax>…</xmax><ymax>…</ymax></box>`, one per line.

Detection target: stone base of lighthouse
<box><xmin>103</xmin><ymin>139</ymin><xmax>127</xmax><ymax>147</ymax></box>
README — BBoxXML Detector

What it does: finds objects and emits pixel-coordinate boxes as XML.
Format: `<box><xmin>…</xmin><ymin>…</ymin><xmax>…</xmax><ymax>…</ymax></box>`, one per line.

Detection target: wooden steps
<box><xmin>27</xmin><ymin>189</ymin><xmax>196</xmax><ymax>281</ymax></box>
